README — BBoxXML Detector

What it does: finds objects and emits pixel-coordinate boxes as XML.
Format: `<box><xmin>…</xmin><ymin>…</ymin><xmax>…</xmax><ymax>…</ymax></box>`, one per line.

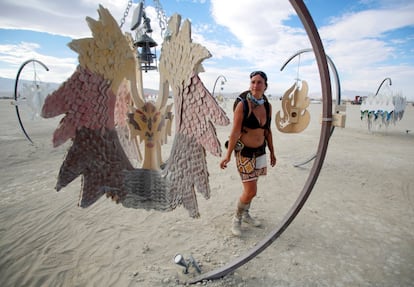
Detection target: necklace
<box><xmin>247</xmin><ymin>92</ymin><xmax>265</xmax><ymax>107</ymax></box>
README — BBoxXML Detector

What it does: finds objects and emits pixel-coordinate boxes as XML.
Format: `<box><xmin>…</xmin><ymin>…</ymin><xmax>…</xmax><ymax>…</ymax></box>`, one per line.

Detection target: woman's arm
<box><xmin>220</xmin><ymin>101</ymin><xmax>244</xmax><ymax>169</ymax></box>
<box><xmin>265</xmin><ymin>104</ymin><xmax>277</xmax><ymax>167</ymax></box>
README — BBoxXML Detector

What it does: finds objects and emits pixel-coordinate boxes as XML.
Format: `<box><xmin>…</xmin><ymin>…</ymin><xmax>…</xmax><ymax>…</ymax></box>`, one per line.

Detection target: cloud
<box><xmin>320</xmin><ymin>3</ymin><xmax>414</xmax><ymax>41</ymax></box>
<box><xmin>0</xmin><ymin>1</ymin><xmax>413</xmax><ymax>99</ymax></box>
<box><xmin>316</xmin><ymin>2</ymin><xmax>414</xmax><ymax>96</ymax></box>
<box><xmin>0</xmin><ymin>0</ymin><xmax>126</xmax><ymax>38</ymax></box>
<box><xmin>210</xmin><ymin>0</ymin><xmax>295</xmax><ymax>48</ymax></box>
<box><xmin>0</xmin><ymin>41</ymin><xmax>77</xmax><ymax>83</ymax></box>
<box><xmin>209</xmin><ymin>0</ymin><xmax>414</xmax><ymax>98</ymax></box>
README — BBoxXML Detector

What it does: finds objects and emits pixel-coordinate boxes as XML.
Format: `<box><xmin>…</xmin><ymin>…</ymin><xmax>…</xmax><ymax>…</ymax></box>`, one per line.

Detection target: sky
<box><xmin>0</xmin><ymin>0</ymin><xmax>413</xmax><ymax>100</ymax></box>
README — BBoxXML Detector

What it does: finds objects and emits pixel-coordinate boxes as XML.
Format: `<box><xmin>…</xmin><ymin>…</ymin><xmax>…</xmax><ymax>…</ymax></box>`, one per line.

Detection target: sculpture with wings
<box><xmin>41</xmin><ymin>5</ymin><xmax>229</xmax><ymax>218</ymax></box>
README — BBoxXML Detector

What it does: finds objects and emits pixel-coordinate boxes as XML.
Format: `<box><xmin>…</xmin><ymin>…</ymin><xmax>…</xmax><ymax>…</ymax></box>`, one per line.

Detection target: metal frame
<box><xmin>188</xmin><ymin>0</ymin><xmax>332</xmax><ymax>283</ymax></box>
<box><xmin>212</xmin><ymin>75</ymin><xmax>227</xmax><ymax>98</ymax></box>
<box><xmin>280</xmin><ymin>48</ymin><xmax>341</xmax><ymax>167</ymax></box>
<box><xmin>13</xmin><ymin>59</ymin><xmax>49</xmax><ymax>144</ymax></box>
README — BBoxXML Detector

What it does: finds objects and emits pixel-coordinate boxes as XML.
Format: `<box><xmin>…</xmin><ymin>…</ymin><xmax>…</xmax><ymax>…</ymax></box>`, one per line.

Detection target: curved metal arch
<box><xmin>280</xmin><ymin>48</ymin><xmax>340</xmax><ymax>105</ymax></box>
<box><xmin>188</xmin><ymin>0</ymin><xmax>332</xmax><ymax>283</ymax></box>
<box><xmin>13</xmin><ymin>59</ymin><xmax>49</xmax><ymax>144</ymax></box>
<box><xmin>280</xmin><ymin>48</ymin><xmax>340</xmax><ymax>167</ymax></box>
<box><xmin>375</xmin><ymin>77</ymin><xmax>392</xmax><ymax>96</ymax></box>
<box><xmin>212</xmin><ymin>75</ymin><xmax>227</xmax><ymax>98</ymax></box>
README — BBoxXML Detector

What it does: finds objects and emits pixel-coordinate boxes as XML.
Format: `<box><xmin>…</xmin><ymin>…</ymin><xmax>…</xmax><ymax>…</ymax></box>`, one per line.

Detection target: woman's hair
<box><xmin>250</xmin><ymin>71</ymin><xmax>268</xmax><ymax>88</ymax></box>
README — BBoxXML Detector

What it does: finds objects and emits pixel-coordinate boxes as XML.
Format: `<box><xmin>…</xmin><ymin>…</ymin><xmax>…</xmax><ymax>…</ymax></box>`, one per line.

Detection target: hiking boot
<box><xmin>242</xmin><ymin>203</ymin><xmax>261</xmax><ymax>227</ymax></box>
<box><xmin>231</xmin><ymin>200</ymin><xmax>246</xmax><ymax>236</ymax></box>
<box><xmin>231</xmin><ymin>215</ymin><xmax>242</xmax><ymax>236</ymax></box>
<box><xmin>242</xmin><ymin>210</ymin><xmax>261</xmax><ymax>227</ymax></box>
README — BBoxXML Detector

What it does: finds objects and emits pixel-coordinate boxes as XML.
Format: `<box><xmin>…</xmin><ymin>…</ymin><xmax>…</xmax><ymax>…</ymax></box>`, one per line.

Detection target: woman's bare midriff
<box><xmin>240</xmin><ymin>127</ymin><xmax>265</xmax><ymax>148</ymax></box>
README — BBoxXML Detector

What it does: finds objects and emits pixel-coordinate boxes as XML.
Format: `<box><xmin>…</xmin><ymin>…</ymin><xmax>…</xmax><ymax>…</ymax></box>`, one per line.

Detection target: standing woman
<box><xmin>220</xmin><ymin>71</ymin><xmax>277</xmax><ymax>236</ymax></box>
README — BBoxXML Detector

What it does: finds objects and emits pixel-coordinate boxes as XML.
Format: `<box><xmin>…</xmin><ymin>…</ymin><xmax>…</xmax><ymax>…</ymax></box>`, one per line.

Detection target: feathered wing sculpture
<box><xmin>41</xmin><ymin>5</ymin><xmax>229</xmax><ymax>218</ymax></box>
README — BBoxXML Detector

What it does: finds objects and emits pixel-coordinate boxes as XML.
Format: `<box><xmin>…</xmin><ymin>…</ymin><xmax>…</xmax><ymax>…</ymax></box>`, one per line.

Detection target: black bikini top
<box><xmin>242</xmin><ymin>106</ymin><xmax>271</xmax><ymax>130</ymax></box>
<box><xmin>233</xmin><ymin>91</ymin><xmax>271</xmax><ymax>132</ymax></box>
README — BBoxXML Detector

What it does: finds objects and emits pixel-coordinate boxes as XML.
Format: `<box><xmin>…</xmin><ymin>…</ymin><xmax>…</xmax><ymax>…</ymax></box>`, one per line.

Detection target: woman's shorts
<box><xmin>235</xmin><ymin>151</ymin><xmax>267</xmax><ymax>182</ymax></box>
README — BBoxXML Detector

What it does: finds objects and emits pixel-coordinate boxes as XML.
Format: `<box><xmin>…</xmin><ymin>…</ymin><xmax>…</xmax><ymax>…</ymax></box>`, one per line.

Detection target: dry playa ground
<box><xmin>0</xmin><ymin>99</ymin><xmax>413</xmax><ymax>287</ymax></box>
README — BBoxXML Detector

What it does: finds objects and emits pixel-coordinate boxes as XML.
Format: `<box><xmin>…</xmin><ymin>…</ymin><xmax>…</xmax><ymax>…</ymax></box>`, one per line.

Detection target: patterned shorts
<box><xmin>235</xmin><ymin>151</ymin><xmax>267</xmax><ymax>182</ymax></box>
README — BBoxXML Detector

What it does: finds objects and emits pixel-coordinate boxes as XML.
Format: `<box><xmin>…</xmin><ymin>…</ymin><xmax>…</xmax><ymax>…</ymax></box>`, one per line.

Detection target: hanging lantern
<box><xmin>131</xmin><ymin>2</ymin><xmax>158</xmax><ymax>72</ymax></box>
<box><xmin>134</xmin><ymin>32</ymin><xmax>158</xmax><ymax>72</ymax></box>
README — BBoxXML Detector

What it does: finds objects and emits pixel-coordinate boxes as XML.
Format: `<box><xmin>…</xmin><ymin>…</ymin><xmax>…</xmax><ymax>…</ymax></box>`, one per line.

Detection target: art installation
<box><xmin>279</xmin><ymin>48</ymin><xmax>345</xmax><ymax>167</ymax></box>
<box><xmin>41</xmin><ymin>1</ymin><xmax>334</xmax><ymax>283</ymax></box>
<box><xmin>41</xmin><ymin>4</ymin><xmax>229</xmax><ymax>218</ymax></box>
<box><xmin>13</xmin><ymin>59</ymin><xmax>51</xmax><ymax>143</ymax></box>
<box><xmin>212</xmin><ymin>74</ymin><xmax>228</xmax><ymax>109</ymax></box>
<box><xmin>276</xmin><ymin>80</ymin><xmax>311</xmax><ymax>133</ymax></box>
<box><xmin>360</xmin><ymin>79</ymin><xmax>406</xmax><ymax>131</ymax></box>
<box><xmin>190</xmin><ymin>0</ymin><xmax>335</xmax><ymax>282</ymax></box>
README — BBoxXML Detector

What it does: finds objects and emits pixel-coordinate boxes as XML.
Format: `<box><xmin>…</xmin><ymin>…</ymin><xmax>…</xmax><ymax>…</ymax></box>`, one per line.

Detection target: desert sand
<box><xmin>0</xmin><ymin>98</ymin><xmax>413</xmax><ymax>287</ymax></box>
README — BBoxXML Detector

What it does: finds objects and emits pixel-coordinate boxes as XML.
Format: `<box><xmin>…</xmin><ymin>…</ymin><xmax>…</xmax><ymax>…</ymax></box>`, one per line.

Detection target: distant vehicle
<box><xmin>351</xmin><ymin>95</ymin><xmax>363</xmax><ymax>105</ymax></box>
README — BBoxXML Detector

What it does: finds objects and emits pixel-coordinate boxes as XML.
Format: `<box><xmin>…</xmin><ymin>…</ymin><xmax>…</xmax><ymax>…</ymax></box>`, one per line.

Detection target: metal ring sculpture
<box><xmin>13</xmin><ymin>59</ymin><xmax>49</xmax><ymax>144</ymax></box>
<box><xmin>280</xmin><ymin>48</ymin><xmax>341</xmax><ymax>167</ymax></box>
<box><xmin>189</xmin><ymin>0</ymin><xmax>332</xmax><ymax>283</ymax></box>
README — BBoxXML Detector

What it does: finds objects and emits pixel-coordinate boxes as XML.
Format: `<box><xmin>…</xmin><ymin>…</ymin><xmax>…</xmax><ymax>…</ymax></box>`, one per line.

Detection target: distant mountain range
<box><xmin>0</xmin><ymin>77</ymin><xmax>160</xmax><ymax>99</ymax></box>
<box><xmin>0</xmin><ymin>77</ymin><xmax>61</xmax><ymax>99</ymax></box>
<box><xmin>0</xmin><ymin>77</ymin><xmax>369</xmax><ymax>101</ymax></box>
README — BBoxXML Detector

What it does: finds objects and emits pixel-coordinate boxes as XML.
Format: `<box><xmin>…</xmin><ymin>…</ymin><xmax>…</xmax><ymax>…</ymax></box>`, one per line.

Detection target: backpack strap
<box><xmin>263</xmin><ymin>99</ymin><xmax>271</xmax><ymax>130</ymax></box>
<box><xmin>236</xmin><ymin>96</ymin><xmax>249</xmax><ymax>119</ymax></box>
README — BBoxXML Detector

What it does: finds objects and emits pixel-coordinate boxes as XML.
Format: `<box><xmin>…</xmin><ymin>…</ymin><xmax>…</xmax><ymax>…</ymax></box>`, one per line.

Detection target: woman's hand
<box><xmin>220</xmin><ymin>157</ymin><xmax>231</xmax><ymax>169</ymax></box>
<box><xmin>270</xmin><ymin>153</ymin><xmax>276</xmax><ymax>167</ymax></box>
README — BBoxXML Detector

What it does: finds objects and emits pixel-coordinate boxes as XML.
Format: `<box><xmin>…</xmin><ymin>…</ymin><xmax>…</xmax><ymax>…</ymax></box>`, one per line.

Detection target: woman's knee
<box><xmin>240</xmin><ymin>192</ymin><xmax>256</xmax><ymax>203</ymax></box>
<box><xmin>240</xmin><ymin>181</ymin><xmax>257</xmax><ymax>203</ymax></box>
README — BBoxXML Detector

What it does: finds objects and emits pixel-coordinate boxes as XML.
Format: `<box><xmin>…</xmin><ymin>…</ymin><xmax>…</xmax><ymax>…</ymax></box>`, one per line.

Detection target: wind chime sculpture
<box><xmin>212</xmin><ymin>75</ymin><xmax>227</xmax><ymax>109</ymax></box>
<box><xmin>279</xmin><ymin>48</ymin><xmax>345</xmax><ymax>167</ymax></box>
<box><xmin>41</xmin><ymin>4</ymin><xmax>229</xmax><ymax>218</ymax></box>
<box><xmin>360</xmin><ymin>77</ymin><xmax>406</xmax><ymax>131</ymax></box>
<box><xmin>13</xmin><ymin>59</ymin><xmax>51</xmax><ymax>143</ymax></box>
<box><xmin>276</xmin><ymin>80</ymin><xmax>310</xmax><ymax>133</ymax></box>
<box><xmin>276</xmin><ymin>53</ymin><xmax>311</xmax><ymax>133</ymax></box>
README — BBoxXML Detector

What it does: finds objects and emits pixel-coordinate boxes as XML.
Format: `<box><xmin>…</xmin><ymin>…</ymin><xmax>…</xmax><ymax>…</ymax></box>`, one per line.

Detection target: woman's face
<box><xmin>250</xmin><ymin>74</ymin><xmax>267</xmax><ymax>98</ymax></box>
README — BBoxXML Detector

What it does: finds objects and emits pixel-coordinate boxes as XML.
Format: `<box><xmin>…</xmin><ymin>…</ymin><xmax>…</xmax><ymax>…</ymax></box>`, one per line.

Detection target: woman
<box><xmin>220</xmin><ymin>71</ymin><xmax>277</xmax><ymax>236</ymax></box>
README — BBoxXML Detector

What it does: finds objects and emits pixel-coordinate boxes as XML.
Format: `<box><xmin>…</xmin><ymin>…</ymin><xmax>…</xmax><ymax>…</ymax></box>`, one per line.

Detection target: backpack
<box><xmin>233</xmin><ymin>90</ymin><xmax>271</xmax><ymax>130</ymax></box>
